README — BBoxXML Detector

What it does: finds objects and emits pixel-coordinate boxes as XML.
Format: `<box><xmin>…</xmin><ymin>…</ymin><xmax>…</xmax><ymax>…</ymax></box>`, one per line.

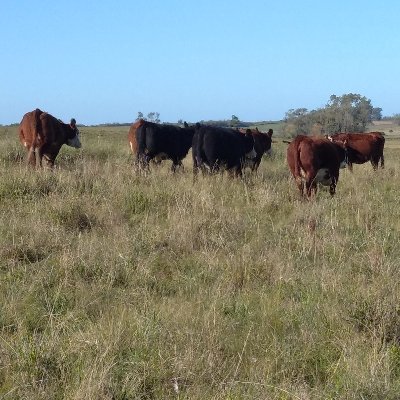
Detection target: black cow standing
<box><xmin>192</xmin><ymin>124</ymin><xmax>256</xmax><ymax>177</ymax></box>
<box><xmin>135</xmin><ymin>121</ymin><xmax>195</xmax><ymax>172</ymax></box>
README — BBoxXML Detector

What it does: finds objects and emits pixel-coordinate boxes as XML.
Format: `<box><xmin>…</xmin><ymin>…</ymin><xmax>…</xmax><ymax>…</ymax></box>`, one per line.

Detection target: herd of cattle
<box><xmin>17</xmin><ymin>109</ymin><xmax>386</xmax><ymax>198</ymax></box>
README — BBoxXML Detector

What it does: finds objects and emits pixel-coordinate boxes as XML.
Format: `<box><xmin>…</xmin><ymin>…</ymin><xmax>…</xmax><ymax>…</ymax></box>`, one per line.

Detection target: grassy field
<box><xmin>1</xmin><ymin>123</ymin><xmax>400</xmax><ymax>399</ymax></box>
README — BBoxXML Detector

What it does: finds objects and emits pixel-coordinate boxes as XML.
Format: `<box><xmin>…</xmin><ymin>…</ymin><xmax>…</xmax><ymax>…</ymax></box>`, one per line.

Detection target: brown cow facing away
<box><xmin>19</xmin><ymin>109</ymin><xmax>81</xmax><ymax>168</ymax></box>
<box><xmin>327</xmin><ymin>132</ymin><xmax>385</xmax><ymax>171</ymax></box>
<box><xmin>239</xmin><ymin>128</ymin><xmax>273</xmax><ymax>172</ymax></box>
<box><xmin>127</xmin><ymin>118</ymin><xmax>145</xmax><ymax>156</ymax></box>
<box><xmin>287</xmin><ymin>135</ymin><xmax>348</xmax><ymax>198</ymax></box>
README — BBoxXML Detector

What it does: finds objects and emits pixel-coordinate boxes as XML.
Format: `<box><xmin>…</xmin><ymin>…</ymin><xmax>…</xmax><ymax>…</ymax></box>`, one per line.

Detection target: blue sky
<box><xmin>1</xmin><ymin>0</ymin><xmax>399</xmax><ymax>125</ymax></box>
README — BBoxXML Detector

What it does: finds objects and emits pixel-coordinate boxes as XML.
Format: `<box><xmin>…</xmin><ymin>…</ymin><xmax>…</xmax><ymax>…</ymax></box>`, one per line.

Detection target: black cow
<box><xmin>192</xmin><ymin>124</ymin><xmax>256</xmax><ymax>177</ymax></box>
<box><xmin>135</xmin><ymin>121</ymin><xmax>195</xmax><ymax>171</ymax></box>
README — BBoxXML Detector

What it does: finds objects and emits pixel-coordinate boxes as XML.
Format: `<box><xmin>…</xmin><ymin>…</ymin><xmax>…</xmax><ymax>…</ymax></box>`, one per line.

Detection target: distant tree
<box><xmin>284</xmin><ymin>108</ymin><xmax>312</xmax><ymax>135</ymax></box>
<box><xmin>284</xmin><ymin>94</ymin><xmax>377</xmax><ymax>136</ymax></box>
<box><xmin>324</xmin><ymin>93</ymin><xmax>373</xmax><ymax>133</ymax></box>
<box><xmin>371</xmin><ymin>107</ymin><xmax>382</xmax><ymax>121</ymax></box>
<box><xmin>137</xmin><ymin>111</ymin><xmax>144</xmax><ymax>121</ymax></box>
<box><xmin>393</xmin><ymin>114</ymin><xmax>400</xmax><ymax>125</ymax></box>
<box><xmin>147</xmin><ymin>112</ymin><xmax>160</xmax><ymax>123</ymax></box>
<box><xmin>177</xmin><ymin>119</ymin><xmax>183</xmax><ymax>125</ymax></box>
<box><xmin>230</xmin><ymin>114</ymin><xmax>240</xmax><ymax>127</ymax></box>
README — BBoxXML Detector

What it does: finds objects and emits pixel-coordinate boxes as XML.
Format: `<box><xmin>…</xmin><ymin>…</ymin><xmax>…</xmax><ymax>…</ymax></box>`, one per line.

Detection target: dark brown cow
<box><xmin>287</xmin><ymin>135</ymin><xmax>348</xmax><ymax>198</ymax></box>
<box><xmin>192</xmin><ymin>125</ymin><xmax>256</xmax><ymax>177</ymax></box>
<box><xmin>136</xmin><ymin>120</ymin><xmax>195</xmax><ymax>172</ymax></box>
<box><xmin>239</xmin><ymin>128</ymin><xmax>273</xmax><ymax>171</ymax></box>
<box><xmin>327</xmin><ymin>132</ymin><xmax>385</xmax><ymax>171</ymax></box>
<box><xmin>128</xmin><ymin>118</ymin><xmax>145</xmax><ymax>156</ymax></box>
<box><xmin>19</xmin><ymin>109</ymin><xmax>81</xmax><ymax>168</ymax></box>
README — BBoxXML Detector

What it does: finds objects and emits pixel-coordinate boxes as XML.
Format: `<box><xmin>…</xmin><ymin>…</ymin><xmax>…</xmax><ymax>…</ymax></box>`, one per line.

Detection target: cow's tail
<box><xmin>33</xmin><ymin>109</ymin><xmax>44</xmax><ymax>146</ymax></box>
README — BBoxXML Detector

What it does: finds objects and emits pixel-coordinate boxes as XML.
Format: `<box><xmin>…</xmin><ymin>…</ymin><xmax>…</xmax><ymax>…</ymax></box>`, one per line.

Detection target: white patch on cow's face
<box><xmin>67</xmin><ymin>134</ymin><xmax>81</xmax><ymax>148</ymax></box>
<box><xmin>129</xmin><ymin>142</ymin><xmax>134</xmax><ymax>152</ymax></box>
<box><xmin>315</xmin><ymin>168</ymin><xmax>331</xmax><ymax>186</ymax></box>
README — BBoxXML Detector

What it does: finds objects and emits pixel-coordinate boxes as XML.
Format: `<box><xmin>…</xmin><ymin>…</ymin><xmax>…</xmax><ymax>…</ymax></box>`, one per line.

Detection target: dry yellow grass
<box><xmin>0</xmin><ymin>123</ymin><xmax>400</xmax><ymax>399</ymax></box>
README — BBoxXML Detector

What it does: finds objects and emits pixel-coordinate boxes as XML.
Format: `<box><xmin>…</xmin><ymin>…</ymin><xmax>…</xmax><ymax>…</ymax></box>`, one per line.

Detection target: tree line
<box><xmin>283</xmin><ymin>93</ymin><xmax>384</xmax><ymax>137</ymax></box>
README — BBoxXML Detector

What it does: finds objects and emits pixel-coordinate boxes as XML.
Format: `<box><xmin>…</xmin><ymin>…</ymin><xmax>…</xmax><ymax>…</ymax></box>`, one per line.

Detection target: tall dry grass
<box><xmin>1</xmin><ymin>125</ymin><xmax>400</xmax><ymax>399</ymax></box>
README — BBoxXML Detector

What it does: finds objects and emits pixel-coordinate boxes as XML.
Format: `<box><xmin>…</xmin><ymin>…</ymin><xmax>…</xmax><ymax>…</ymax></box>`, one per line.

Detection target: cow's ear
<box><xmin>184</xmin><ymin>121</ymin><xmax>188</xmax><ymax>128</ymax></box>
<box><xmin>70</xmin><ymin>118</ymin><xmax>76</xmax><ymax>128</ymax></box>
<box><xmin>255</xmin><ymin>127</ymin><xmax>259</xmax><ymax>132</ymax></box>
<box><xmin>267</xmin><ymin>128</ymin><xmax>273</xmax><ymax>137</ymax></box>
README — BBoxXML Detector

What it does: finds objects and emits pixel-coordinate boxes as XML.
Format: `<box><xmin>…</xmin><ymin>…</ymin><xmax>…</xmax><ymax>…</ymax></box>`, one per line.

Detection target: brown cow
<box><xmin>127</xmin><ymin>118</ymin><xmax>145</xmax><ymax>156</ymax></box>
<box><xmin>287</xmin><ymin>135</ymin><xmax>348</xmax><ymax>198</ymax></box>
<box><xmin>19</xmin><ymin>109</ymin><xmax>81</xmax><ymax>168</ymax></box>
<box><xmin>239</xmin><ymin>128</ymin><xmax>273</xmax><ymax>171</ymax></box>
<box><xmin>327</xmin><ymin>132</ymin><xmax>385</xmax><ymax>171</ymax></box>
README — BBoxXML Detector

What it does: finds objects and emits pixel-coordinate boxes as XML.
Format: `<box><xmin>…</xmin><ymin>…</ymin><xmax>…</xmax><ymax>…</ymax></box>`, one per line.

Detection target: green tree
<box><xmin>324</xmin><ymin>93</ymin><xmax>373</xmax><ymax>133</ymax></box>
<box><xmin>371</xmin><ymin>107</ymin><xmax>382</xmax><ymax>121</ymax></box>
<box><xmin>284</xmin><ymin>94</ymin><xmax>377</xmax><ymax>136</ymax></box>
<box><xmin>230</xmin><ymin>114</ymin><xmax>240</xmax><ymax>127</ymax></box>
<box><xmin>147</xmin><ymin>112</ymin><xmax>160</xmax><ymax>123</ymax></box>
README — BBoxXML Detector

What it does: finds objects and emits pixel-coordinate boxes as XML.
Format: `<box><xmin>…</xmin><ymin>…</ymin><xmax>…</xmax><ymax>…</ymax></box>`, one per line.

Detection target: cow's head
<box><xmin>243</xmin><ymin>129</ymin><xmax>257</xmax><ymax>160</ymax></box>
<box><xmin>67</xmin><ymin>118</ymin><xmax>82</xmax><ymax>148</ymax></box>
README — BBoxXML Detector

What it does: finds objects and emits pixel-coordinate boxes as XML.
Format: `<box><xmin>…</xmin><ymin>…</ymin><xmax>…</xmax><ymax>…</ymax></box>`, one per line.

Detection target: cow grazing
<box><xmin>135</xmin><ymin>120</ymin><xmax>195</xmax><ymax>171</ymax></box>
<box><xmin>192</xmin><ymin>124</ymin><xmax>256</xmax><ymax>177</ymax></box>
<box><xmin>327</xmin><ymin>132</ymin><xmax>385</xmax><ymax>171</ymax></box>
<box><xmin>239</xmin><ymin>127</ymin><xmax>273</xmax><ymax>171</ymax></box>
<box><xmin>287</xmin><ymin>135</ymin><xmax>348</xmax><ymax>198</ymax></box>
<box><xmin>19</xmin><ymin>109</ymin><xmax>81</xmax><ymax>168</ymax></box>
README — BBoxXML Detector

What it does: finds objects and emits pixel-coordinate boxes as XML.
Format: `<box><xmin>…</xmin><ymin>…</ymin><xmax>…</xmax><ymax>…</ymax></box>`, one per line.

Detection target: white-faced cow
<box><xmin>192</xmin><ymin>124</ymin><xmax>256</xmax><ymax>177</ymax></box>
<box><xmin>327</xmin><ymin>132</ymin><xmax>385</xmax><ymax>171</ymax></box>
<box><xmin>19</xmin><ymin>108</ymin><xmax>81</xmax><ymax>168</ymax></box>
<box><xmin>239</xmin><ymin>127</ymin><xmax>273</xmax><ymax>172</ymax></box>
<box><xmin>287</xmin><ymin>135</ymin><xmax>348</xmax><ymax>198</ymax></box>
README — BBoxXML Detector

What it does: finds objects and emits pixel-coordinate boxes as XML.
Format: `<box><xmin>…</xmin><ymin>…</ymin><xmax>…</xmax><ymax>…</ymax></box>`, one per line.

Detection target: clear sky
<box><xmin>1</xmin><ymin>0</ymin><xmax>399</xmax><ymax>125</ymax></box>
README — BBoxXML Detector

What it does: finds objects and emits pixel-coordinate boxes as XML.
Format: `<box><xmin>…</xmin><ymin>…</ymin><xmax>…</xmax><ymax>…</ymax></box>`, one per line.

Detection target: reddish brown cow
<box><xmin>327</xmin><ymin>132</ymin><xmax>385</xmax><ymax>171</ymax></box>
<box><xmin>287</xmin><ymin>135</ymin><xmax>348</xmax><ymax>198</ymax></box>
<box><xmin>19</xmin><ymin>109</ymin><xmax>81</xmax><ymax>168</ymax></box>
<box><xmin>239</xmin><ymin>128</ymin><xmax>273</xmax><ymax>171</ymax></box>
<box><xmin>127</xmin><ymin>118</ymin><xmax>145</xmax><ymax>156</ymax></box>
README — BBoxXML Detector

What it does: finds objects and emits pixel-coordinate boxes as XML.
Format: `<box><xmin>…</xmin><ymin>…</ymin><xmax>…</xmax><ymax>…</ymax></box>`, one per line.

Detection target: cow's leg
<box><xmin>371</xmin><ymin>158</ymin><xmax>379</xmax><ymax>170</ymax></box>
<box><xmin>305</xmin><ymin>173</ymin><xmax>317</xmax><ymax>199</ymax></box>
<box><xmin>35</xmin><ymin>147</ymin><xmax>42</xmax><ymax>168</ymax></box>
<box><xmin>26</xmin><ymin>147</ymin><xmax>36</xmax><ymax>167</ymax></box>
<box><xmin>171</xmin><ymin>159</ymin><xmax>183</xmax><ymax>173</ymax></box>
<box><xmin>329</xmin><ymin>172</ymin><xmax>338</xmax><ymax>196</ymax></box>
<box><xmin>137</xmin><ymin>153</ymin><xmax>150</xmax><ymax>171</ymax></box>
<box><xmin>381</xmin><ymin>154</ymin><xmax>385</xmax><ymax>168</ymax></box>
<box><xmin>347</xmin><ymin>162</ymin><xmax>353</xmax><ymax>173</ymax></box>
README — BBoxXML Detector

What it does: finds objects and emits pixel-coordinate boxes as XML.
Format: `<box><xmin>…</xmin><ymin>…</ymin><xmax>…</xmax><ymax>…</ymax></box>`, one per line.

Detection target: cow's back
<box><xmin>19</xmin><ymin>108</ymin><xmax>43</xmax><ymax>148</ymax></box>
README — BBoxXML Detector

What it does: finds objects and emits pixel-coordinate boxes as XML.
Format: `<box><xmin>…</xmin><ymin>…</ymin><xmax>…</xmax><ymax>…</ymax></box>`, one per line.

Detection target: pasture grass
<box><xmin>1</xmin><ymin>124</ymin><xmax>400</xmax><ymax>398</ymax></box>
